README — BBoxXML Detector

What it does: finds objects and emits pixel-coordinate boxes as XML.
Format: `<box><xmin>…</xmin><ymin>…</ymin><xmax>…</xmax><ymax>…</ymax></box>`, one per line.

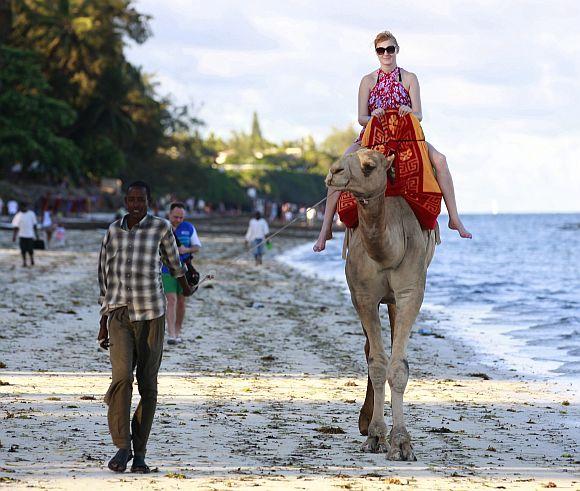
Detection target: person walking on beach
<box><xmin>245</xmin><ymin>211</ymin><xmax>269</xmax><ymax>266</ymax></box>
<box><xmin>97</xmin><ymin>181</ymin><xmax>193</xmax><ymax>474</ymax></box>
<box><xmin>12</xmin><ymin>202</ymin><xmax>39</xmax><ymax>267</ymax></box>
<box><xmin>314</xmin><ymin>30</ymin><xmax>471</xmax><ymax>252</ymax></box>
<box><xmin>7</xmin><ymin>199</ymin><xmax>18</xmax><ymax>217</ymax></box>
<box><xmin>42</xmin><ymin>209</ymin><xmax>55</xmax><ymax>246</ymax></box>
<box><xmin>162</xmin><ymin>202</ymin><xmax>202</xmax><ymax>345</ymax></box>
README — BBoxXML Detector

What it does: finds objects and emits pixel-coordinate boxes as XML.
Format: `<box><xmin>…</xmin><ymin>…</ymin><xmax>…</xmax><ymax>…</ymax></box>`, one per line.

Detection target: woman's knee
<box><xmin>343</xmin><ymin>143</ymin><xmax>361</xmax><ymax>156</ymax></box>
<box><xmin>431</xmin><ymin>151</ymin><xmax>448</xmax><ymax>171</ymax></box>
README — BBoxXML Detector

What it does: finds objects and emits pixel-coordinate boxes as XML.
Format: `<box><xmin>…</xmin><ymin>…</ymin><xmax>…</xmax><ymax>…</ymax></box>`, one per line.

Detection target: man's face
<box><xmin>168</xmin><ymin>206</ymin><xmax>185</xmax><ymax>229</ymax></box>
<box><xmin>124</xmin><ymin>187</ymin><xmax>148</xmax><ymax>221</ymax></box>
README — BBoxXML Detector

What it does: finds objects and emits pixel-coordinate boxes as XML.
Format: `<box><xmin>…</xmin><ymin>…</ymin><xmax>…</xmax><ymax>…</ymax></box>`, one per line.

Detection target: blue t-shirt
<box><xmin>161</xmin><ymin>221</ymin><xmax>200</xmax><ymax>274</ymax></box>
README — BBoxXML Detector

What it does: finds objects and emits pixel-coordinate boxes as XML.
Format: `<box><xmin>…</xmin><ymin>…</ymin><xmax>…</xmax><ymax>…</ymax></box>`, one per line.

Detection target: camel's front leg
<box><xmin>386</xmin><ymin>288</ymin><xmax>423</xmax><ymax>461</ymax></box>
<box><xmin>359</xmin><ymin>303</ymin><xmax>396</xmax><ymax>436</ymax></box>
<box><xmin>352</xmin><ymin>296</ymin><xmax>390</xmax><ymax>453</ymax></box>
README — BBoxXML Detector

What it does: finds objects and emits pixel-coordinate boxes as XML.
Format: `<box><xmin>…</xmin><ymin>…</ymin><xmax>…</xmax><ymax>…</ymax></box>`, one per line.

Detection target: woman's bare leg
<box><xmin>313</xmin><ymin>189</ymin><xmax>339</xmax><ymax>252</ymax></box>
<box><xmin>313</xmin><ymin>142</ymin><xmax>361</xmax><ymax>252</ymax></box>
<box><xmin>427</xmin><ymin>142</ymin><xmax>472</xmax><ymax>239</ymax></box>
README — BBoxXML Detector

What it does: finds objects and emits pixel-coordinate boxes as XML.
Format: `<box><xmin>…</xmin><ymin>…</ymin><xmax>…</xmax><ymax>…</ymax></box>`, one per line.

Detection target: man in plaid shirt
<box><xmin>97</xmin><ymin>181</ymin><xmax>193</xmax><ymax>473</ymax></box>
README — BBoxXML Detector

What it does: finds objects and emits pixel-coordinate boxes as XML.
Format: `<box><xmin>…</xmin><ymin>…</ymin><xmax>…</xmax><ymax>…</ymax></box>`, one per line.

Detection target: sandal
<box><xmin>107</xmin><ymin>448</ymin><xmax>133</xmax><ymax>472</ymax></box>
<box><xmin>130</xmin><ymin>455</ymin><xmax>151</xmax><ymax>474</ymax></box>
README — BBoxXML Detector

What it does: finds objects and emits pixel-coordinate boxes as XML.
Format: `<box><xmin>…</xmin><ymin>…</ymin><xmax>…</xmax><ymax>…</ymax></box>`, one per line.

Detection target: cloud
<box><xmin>128</xmin><ymin>0</ymin><xmax>580</xmax><ymax>212</ymax></box>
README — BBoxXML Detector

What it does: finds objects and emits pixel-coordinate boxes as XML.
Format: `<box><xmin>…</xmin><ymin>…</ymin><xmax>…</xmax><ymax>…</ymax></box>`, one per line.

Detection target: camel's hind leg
<box><xmin>358</xmin><ymin>332</ymin><xmax>373</xmax><ymax>436</ymax></box>
<box><xmin>359</xmin><ymin>303</ymin><xmax>396</xmax><ymax>436</ymax></box>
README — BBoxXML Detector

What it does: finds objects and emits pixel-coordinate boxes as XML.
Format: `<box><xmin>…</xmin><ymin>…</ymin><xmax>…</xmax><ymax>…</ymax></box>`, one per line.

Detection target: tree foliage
<box><xmin>1</xmin><ymin>1</ymin><xmax>351</xmax><ymax>207</ymax></box>
<box><xmin>0</xmin><ymin>45</ymin><xmax>81</xmax><ymax>177</ymax></box>
<box><xmin>320</xmin><ymin>125</ymin><xmax>358</xmax><ymax>158</ymax></box>
<box><xmin>6</xmin><ymin>0</ymin><xmax>164</xmax><ymax>178</ymax></box>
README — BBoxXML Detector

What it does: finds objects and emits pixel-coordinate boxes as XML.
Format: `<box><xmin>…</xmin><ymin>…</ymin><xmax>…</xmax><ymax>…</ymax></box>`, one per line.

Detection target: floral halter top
<box><xmin>357</xmin><ymin>67</ymin><xmax>411</xmax><ymax>142</ymax></box>
<box><xmin>368</xmin><ymin>66</ymin><xmax>411</xmax><ymax>112</ymax></box>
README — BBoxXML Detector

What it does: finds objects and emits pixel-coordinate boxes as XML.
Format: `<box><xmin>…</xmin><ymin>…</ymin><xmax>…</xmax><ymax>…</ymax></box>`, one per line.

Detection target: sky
<box><xmin>126</xmin><ymin>0</ymin><xmax>580</xmax><ymax>213</ymax></box>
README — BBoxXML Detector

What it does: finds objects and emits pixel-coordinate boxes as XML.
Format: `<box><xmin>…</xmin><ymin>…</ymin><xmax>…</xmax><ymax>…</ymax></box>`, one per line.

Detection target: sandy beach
<box><xmin>0</xmin><ymin>228</ymin><xmax>578</xmax><ymax>490</ymax></box>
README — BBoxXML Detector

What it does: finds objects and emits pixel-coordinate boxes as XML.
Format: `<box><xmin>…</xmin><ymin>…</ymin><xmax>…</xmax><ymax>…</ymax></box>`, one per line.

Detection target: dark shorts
<box><xmin>19</xmin><ymin>237</ymin><xmax>34</xmax><ymax>254</ymax></box>
<box><xmin>252</xmin><ymin>238</ymin><xmax>265</xmax><ymax>258</ymax></box>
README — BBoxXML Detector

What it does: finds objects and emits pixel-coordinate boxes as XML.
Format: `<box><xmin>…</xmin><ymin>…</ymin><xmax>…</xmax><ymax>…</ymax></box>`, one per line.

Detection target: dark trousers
<box><xmin>104</xmin><ymin>307</ymin><xmax>165</xmax><ymax>456</ymax></box>
<box><xmin>19</xmin><ymin>237</ymin><xmax>34</xmax><ymax>262</ymax></box>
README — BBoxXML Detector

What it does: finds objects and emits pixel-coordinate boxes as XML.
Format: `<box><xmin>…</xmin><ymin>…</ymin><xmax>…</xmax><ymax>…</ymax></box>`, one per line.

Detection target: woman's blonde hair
<box><xmin>374</xmin><ymin>31</ymin><xmax>398</xmax><ymax>48</ymax></box>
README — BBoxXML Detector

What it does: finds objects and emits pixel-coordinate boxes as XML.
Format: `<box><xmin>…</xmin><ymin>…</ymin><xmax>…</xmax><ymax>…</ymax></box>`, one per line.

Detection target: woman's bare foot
<box><xmin>313</xmin><ymin>229</ymin><xmax>333</xmax><ymax>252</ymax></box>
<box><xmin>448</xmin><ymin>217</ymin><xmax>472</xmax><ymax>239</ymax></box>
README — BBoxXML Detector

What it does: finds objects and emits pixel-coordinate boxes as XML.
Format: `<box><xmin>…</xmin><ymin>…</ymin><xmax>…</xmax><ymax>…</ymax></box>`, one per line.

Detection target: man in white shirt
<box><xmin>12</xmin><ymin>202</ymin><xmax>39</xmax><ymax>267</ymax></box>
<box><xmin>244</xmin><ymin>211</ymin><xmax>270</xmax><ymax>266</ymax></box>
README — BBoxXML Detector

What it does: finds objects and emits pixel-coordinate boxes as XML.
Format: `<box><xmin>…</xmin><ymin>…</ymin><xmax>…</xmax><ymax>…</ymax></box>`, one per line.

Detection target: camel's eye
<box><xmin>361</xmin><ymin>161</ymin><xmax>376</xmax><ymax>176</ymax></box>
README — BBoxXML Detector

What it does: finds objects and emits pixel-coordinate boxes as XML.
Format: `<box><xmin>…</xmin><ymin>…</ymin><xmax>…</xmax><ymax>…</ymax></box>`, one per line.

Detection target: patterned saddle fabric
<box><xmin>337</xmin><ymin>110</ymin><xmax>442</xmax><ymax>229</ymax></box>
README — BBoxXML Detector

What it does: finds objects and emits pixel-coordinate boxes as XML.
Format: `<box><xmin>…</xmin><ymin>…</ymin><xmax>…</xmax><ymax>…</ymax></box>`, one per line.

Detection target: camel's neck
<box><xmin>357</xmin><ymin>195</ymin><xmax>402</xmax><ymax>265</ymax></box>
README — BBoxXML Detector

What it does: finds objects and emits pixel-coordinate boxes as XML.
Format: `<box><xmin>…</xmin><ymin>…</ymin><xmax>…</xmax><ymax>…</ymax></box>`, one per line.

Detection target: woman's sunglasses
<box><xmin>375</xmin><ymin>46</ymin><xmax>397</xmax><ymax>55</ymax></box>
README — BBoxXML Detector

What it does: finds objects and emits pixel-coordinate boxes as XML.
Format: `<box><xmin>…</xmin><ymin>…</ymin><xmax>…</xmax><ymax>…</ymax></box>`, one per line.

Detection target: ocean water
<box><xmin>277</xmin><ymin>214</ymin><xmax>580</xmax><ymax>381</ymax></box>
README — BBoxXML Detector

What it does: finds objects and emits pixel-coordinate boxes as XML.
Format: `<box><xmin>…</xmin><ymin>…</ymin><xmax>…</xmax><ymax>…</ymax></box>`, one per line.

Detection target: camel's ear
<box><xmin>385</xmin><ymin>153</ymin><xmax>395</xmax><ymax>170</ymax></box>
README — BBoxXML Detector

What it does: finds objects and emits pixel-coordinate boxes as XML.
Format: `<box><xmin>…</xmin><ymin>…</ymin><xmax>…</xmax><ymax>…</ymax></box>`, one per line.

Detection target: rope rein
<box><xmin>195</xmin><ymin>189</ymin><xmax>341</xmax><ymax>287</ymax></box>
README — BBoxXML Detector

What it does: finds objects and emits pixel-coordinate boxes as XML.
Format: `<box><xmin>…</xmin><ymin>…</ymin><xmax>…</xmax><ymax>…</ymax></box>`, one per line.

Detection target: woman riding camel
<box><xmin>314</xmin><ymin>30</ymin><xmax>471</xmax><ymax>252</ymax></box>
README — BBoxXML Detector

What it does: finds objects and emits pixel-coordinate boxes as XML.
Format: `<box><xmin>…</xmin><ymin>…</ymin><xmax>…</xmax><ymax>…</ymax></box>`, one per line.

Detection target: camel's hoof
<box><xmin>358</xmin><ymin>409</ymin><xmax>371</xmax><ymax>436</ymax></box>
<box><xmin>387</xmin><ymin>427</ymin><xmax>417</xmax><ymax>461</ymax></box>
<box><xmin>387</xmin><ymin>444</ymin><xmax>416</xmax><ymax>461</ymax></box>
<box><xmin>361</xmin><ymin>436</ymin><xmax>390</xmax><ymax>453</ymax></box>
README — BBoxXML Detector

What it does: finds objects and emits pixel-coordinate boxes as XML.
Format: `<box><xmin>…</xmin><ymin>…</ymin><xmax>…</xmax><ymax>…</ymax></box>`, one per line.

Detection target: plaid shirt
<box><xmin>98</xmin><ymin>214</ymin><xmax>184</xmax><ymax>321</ymax></box>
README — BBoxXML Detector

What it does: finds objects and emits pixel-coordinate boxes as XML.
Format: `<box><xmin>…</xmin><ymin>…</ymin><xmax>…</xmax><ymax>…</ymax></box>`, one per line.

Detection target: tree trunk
<box><xmin>0</xmin><ymin>0</ymin><xmax>12</xmax><ymax>44</ymax></box>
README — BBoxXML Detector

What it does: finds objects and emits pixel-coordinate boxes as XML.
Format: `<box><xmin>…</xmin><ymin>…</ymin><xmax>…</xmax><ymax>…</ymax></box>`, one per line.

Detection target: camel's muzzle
<box><xmin>326</xmin><ymin>163</ymin><xmax>350</xmax><ymax>189</ymax></box>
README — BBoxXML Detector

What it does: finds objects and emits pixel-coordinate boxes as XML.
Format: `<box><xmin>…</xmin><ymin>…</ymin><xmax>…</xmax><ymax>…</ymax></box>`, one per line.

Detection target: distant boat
<box><xmin>491</xmin><ymin>200</ymin><xmax>499</xmax><ymax>215</ymax></box>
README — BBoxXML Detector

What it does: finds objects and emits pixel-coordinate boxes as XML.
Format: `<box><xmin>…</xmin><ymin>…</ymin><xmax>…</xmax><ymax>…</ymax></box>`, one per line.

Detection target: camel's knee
<box><xmin>368</xmin><ymin>353</ymin><xmax>388</xmax><ymax>385</ymax></box>
<box><xmin>387</xmin><ymin>358</ymin><xmax>409</xmax><ymax>393</ymax></box>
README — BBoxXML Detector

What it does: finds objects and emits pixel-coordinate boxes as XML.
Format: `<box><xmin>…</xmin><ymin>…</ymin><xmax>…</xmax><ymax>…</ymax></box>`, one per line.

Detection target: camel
<box><xmin>326</xmin><ymin>148</ymin><xmax>437</xmax><ymax>461</ymax></box>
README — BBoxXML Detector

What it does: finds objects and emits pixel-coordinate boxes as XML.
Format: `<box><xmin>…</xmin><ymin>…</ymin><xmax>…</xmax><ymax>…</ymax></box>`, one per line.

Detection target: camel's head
<box><xmin>326</xmin><ymin>149</ymin><xmax>394</xmax><ymax>199</ymax></box>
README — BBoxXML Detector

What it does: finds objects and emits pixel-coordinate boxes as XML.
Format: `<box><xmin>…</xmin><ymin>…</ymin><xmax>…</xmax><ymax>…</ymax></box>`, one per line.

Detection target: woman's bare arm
<box><xmin>358</xmin><ymin>74</ymin><xmax>374</xmax><ymax>126</ymax></box>
<box><xmin>405</xmin><ymin>70</ymin><xmax>423</xmax><ymax>121</ymax></box>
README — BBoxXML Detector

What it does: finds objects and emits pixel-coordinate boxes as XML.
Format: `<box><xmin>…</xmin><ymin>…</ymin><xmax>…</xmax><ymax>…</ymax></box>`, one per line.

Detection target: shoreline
<box><xmin>0</xmin><ymin>231</ymin><xmax>578</xmax><ymax>489</ymax></box>
<box><xmin>278</xmin><ymin>234</ymin><xmax>580</xmax><ymax>388</ymax></box>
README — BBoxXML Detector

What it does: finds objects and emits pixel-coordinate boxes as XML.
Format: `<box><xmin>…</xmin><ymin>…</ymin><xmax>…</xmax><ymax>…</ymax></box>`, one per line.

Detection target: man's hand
<box><xmin>178</xmin><ymin>276</ymin><xmax>194</xmax><ymax>297</ymax></box>
<box><xmin>182</xmin><ymin>283</ymin><xmax>194</xmax><ymax>297</ymax></box>
<box><xmin>98</xmin><ymin>315</ymin><xmax>110</xmax><ymax>349</ymax></box>
<box><xmin>178</xmin><ymin>245</ymin><xmax>199</xmax><ymax>255</ymax></box>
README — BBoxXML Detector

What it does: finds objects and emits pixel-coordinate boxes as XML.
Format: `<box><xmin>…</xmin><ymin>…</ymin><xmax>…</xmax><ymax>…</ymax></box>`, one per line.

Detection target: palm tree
<box><xmin>12</xmin><ymin>0</ymin><xmax>150</xmax><ymax>104</ymax></box>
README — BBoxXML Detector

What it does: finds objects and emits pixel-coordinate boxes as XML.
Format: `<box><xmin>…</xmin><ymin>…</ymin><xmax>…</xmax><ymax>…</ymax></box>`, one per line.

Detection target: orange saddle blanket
<box><xmin>337</xmin><ymin>111</ymin><xmax>442</xmax><ymax>229</ymax></box>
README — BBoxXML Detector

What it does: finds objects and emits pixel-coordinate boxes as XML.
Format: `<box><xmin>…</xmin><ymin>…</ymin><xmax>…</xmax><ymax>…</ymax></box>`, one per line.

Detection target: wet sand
<box><xmin>0</xmin><ymin>229</ymin><xmax>578</xmax><ymax>490</ymax></box>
